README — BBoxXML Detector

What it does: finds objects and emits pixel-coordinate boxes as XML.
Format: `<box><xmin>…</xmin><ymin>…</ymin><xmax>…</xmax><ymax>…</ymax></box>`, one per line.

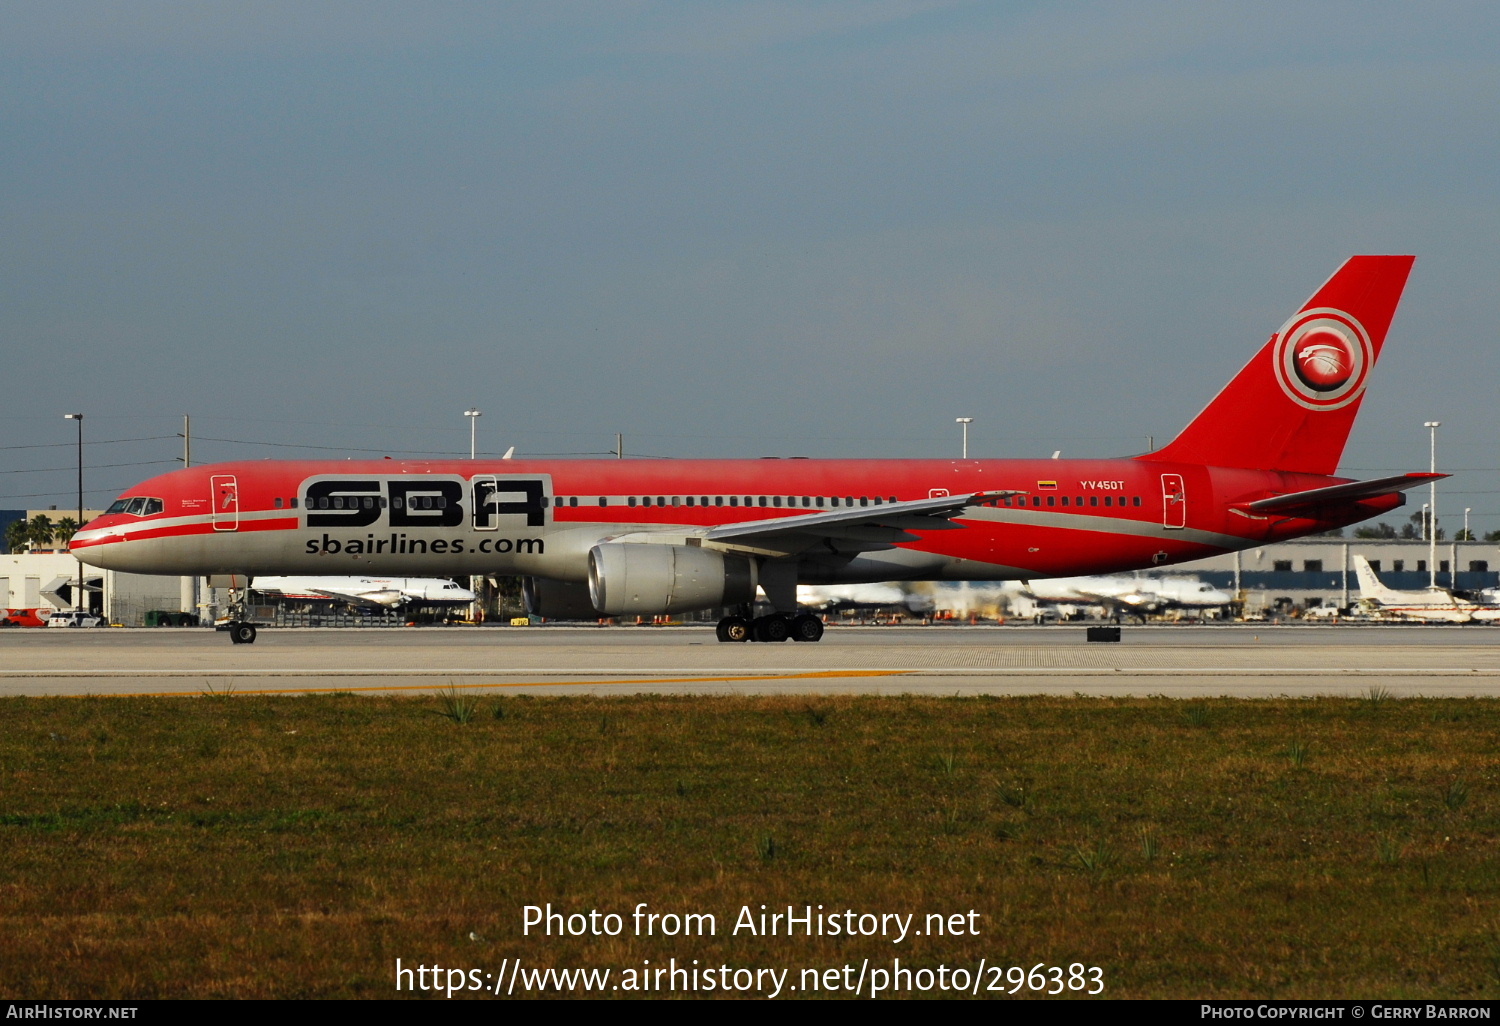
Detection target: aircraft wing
<box><xmin>306</xmin><ymin>588</ymin><xmax>405</xmax><ymax>609</ymax></box>
<box><xmin>701</xmin><ymin>490</ymin><xmax>1021</xmax><ymax>554</ymax></box>
<box><xmin>1234</xmin><ymin>473</ymin><xmax>1445</xmax><ymax>516</ymax></box>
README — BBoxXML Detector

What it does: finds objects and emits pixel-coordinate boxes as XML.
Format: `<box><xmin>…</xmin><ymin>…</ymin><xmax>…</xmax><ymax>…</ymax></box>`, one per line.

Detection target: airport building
<box><xmin>1175</xmin><ymin>537</ymin><xmax>1495</xmax><ymax>613</ymax></box>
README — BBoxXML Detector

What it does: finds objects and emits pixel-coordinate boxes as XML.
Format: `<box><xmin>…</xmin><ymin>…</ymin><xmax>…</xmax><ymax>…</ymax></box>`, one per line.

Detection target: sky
<box><xmin>4</xmin><ymin>1</ymin><xmax>1499</xmax><ymax>534</ymax></box>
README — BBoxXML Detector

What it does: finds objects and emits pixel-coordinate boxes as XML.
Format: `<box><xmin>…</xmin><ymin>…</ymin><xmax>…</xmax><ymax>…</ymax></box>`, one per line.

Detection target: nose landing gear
<box><xmin>216</xmin><ymin>575</ymin><xmax>259</xmax><ymax>644</ymax></box>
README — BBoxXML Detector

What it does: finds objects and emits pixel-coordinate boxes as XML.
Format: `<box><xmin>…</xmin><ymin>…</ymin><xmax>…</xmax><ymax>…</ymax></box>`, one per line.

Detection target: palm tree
<box><xmin>4</xmin><ymin>519</ymin><xmax>29</xmax><ymax>554</ymax></box>
<box><xmin>53</xmin><ymin>517</ymin><xmax>79</xmax><ymax>549</ymax></box>
<box><xmin>27</xmin><ymin>514</ymin><xmax>55</xmax><ymax>551</ymax></box>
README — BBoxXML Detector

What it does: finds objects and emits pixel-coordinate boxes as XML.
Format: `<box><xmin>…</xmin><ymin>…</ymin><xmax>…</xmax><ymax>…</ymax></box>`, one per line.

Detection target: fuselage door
<box><xmin>211</xmin><ymin>475</ymin><xmax>240</xmax><ymax>532</ymax></box>
<box><xmin>1161</xmin><ymin>473</ymin><xmax>1185</xmax><ymax>530</ymax></box>
<box><xmin>472</xmin><ymin>477</ymin><xmax>497</xmax><ymax>531</ymax></box>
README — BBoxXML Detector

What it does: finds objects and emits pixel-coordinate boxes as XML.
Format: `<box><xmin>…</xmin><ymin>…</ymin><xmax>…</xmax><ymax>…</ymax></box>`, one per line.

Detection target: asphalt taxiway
<box><xmin>3</xmin><ymin>624</ymin><xmax>1500</xmax><ymax>697</ymax></box>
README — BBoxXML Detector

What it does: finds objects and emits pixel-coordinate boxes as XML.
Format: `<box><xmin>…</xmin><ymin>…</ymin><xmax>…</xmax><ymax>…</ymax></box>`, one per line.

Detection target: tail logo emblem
<box><xmin>1272</xmin><ymin>308</ymin><xmax>1372</xmax><ymax>411</ymax></box>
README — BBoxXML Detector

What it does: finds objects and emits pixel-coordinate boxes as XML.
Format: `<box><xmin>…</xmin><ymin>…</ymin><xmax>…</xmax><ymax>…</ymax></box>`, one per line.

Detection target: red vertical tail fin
<box><xmin>1142</xmin><ymin>256</ymin><xmax>1415</xmax><ymax>475</ymax></box>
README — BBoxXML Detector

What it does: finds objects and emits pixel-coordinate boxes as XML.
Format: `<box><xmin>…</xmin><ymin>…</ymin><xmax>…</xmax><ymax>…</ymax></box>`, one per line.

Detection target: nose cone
<box><xmin>68</xmin><ymin>521</ymin><xmax>124</xmax><ymax>567</ymax></box>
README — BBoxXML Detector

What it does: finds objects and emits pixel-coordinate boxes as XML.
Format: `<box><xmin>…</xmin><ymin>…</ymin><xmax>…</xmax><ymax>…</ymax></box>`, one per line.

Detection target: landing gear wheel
<box><xmin>752</xmin><ymin>615</ymin><xmax>791</xmax><ymax>643</ymax></box>
<box><xmin>790</xmin><ymin>614</ymin><xmax>824</xmax><ymax>643</ymax></box>
<box><xmin>716</xmin><ymin>616</ymin><xmax>751</xmax><ymax>643</ymax></box>
<box><xmin>230</xmin><ymin>622</ymin><xmax>257</xmax><ymax>645</ymax></box>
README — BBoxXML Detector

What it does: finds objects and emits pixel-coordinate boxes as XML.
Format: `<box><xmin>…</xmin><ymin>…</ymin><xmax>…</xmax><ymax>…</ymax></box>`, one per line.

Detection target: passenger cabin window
<box><xmin>1470</xmin><ymin>560</ymin><xmax>1488</xmax><ymax>573</ymax></box>
<box><xmin>1392</xmin><ymin>560</ymin><xmax>1404</xmax><ymax>572</ymax></box>
<box><xmin>1273</xmin><ymin>560</ymin><xmax>1293</xmax><ymax>572</ymax></box>
<box><xmin>1303</xmin><ymin>560</ymin><xmax>1323</xmax><ymax>573</ymax></box>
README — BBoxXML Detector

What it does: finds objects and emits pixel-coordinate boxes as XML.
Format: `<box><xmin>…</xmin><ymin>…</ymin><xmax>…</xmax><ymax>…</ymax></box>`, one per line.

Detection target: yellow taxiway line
<box><xmin>105</xmin><ymin>669</ymin><xmax>912</xmax><ymax>698</ymax></box>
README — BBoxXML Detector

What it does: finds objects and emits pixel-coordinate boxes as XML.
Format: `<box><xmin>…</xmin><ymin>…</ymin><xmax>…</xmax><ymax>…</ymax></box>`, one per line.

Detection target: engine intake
<box><xmin>588</xmin><ymin>543</ymin><xmax>758</xmax><ymax>615</ymax></box>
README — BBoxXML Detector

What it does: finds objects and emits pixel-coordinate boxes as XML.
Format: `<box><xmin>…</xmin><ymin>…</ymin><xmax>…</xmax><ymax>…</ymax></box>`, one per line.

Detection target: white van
<box><xmin>46</xmin><ymin>610</ymin><xmax>103</xmax><ymax>628</ymax></box>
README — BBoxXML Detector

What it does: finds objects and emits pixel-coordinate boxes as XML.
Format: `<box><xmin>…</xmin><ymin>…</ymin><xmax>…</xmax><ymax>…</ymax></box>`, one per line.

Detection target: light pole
<box><xmin>462</xmin><ymin>409</ymin><xmax>483</xmax><ymax>624</ymax></box>
<box><xmin>1465</xmin><ymin>508</ymin><xmax>1471</xmax><ymax>543</ymax></box>
<box><xmin>464</xmin><ymin>409</ymin><xmax>482</xmax><ymax>459</ymax></box>
<box><xmin>64</xmin><ymin>413</ymin><xmax>83</xmax><ymax>611</ymax></box>
<box><xmin>1425</xmin><ymin>421</ymin><xmax>1441</xmax><ymax>587</ymax></box>
<box><xmin>955</xmin><ymin>417</ymin><xmax>973</xmax><ymax>459</ymax></box>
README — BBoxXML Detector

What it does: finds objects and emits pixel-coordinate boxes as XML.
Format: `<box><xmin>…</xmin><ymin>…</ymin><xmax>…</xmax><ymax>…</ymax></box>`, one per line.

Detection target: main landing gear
<box><xmin>715</xmin><ymin>612</ymin><xmax>824</xmax><ymax>643</ymax></box>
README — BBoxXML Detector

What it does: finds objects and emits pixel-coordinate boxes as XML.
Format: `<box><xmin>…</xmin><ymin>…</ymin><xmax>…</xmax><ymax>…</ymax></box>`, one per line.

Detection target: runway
<box><xmin>4</xmin><ymin>623</ymin><xmax>1500</xmax><ymax>697</ymax></box>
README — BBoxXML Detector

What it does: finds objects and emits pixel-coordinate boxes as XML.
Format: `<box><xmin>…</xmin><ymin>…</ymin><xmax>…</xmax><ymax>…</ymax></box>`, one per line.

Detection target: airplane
<box><xmin>249</xmin><ymin>575</ymin><xmax>477</xmax><ymax>610</ymax></box>
<box><xmin>800</xmin><ymin>574</ymin><xmax>1234</xmax><ymax>621</ymax></box>
<box><xmin>1350</xmin><ymin>555</ymin><xmax>1500</xmax><ymax>623</ymax></box>
<box><xmin>72</xmin><ymin>255</ymin><xmax>1441</xmax><ymax>645</ymax></box>
<box><xmin>798</xmin><ymin>582</ymin><xmax>936</xmax><ymax>614</ymax></box>
<box><xmin>1003</xmin><ymin>574</ymin><xmax>1235</xmax><ymax>619</ymax></box>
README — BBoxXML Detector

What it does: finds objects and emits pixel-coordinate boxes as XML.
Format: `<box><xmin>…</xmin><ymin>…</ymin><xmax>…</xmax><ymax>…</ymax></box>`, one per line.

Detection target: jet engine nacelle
<box><xmin>521</xmin><ymin>577</ymin><xmax>602</xmax><ymax>620</ymax></box>
<box><xmin>588</xmin><ymin>543</ymin><xmax>758</xmax><ymax>615</ymax></box>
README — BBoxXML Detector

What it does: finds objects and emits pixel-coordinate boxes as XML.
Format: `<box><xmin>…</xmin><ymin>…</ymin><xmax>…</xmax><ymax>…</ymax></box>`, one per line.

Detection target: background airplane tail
<box><xmin>1142</xmin><ymin>256</ymin><xmax>1415</xmax><ymax>475</ymax></box>
<box><xmin>1351</xmin><ymin>555</ymin><xmax>1399</xmax><ymax>602</ymax></box>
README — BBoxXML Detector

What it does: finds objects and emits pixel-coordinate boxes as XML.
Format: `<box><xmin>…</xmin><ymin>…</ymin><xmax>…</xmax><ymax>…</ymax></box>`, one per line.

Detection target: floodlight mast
<box><xmin>1425</xmin><ymin>421</ymin><xmax>1441</xmax><ymax>587</ymax></box>
<box><xmin>63</xmin><ymin>413</ymin><xmax>83</xmax><ymax>611</ymax></box>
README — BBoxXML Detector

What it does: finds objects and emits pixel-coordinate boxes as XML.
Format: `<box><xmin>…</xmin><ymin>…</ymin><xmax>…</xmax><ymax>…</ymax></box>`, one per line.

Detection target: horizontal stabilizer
<box><xmin>1234</xmin><ymin>473</ymin><xmax>1444</xmax><ymax>515</ymax></box>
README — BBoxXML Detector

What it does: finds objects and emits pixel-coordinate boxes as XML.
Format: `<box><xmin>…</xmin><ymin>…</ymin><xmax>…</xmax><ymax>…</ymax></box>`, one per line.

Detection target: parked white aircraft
<box><xmin>1012</xmin><ymin>574</ymin><xmax>1234</xmax><ymax>616</ymax></box>
<box><xmin>1351</xmin><ymin>555</ymin><xmax>1500</xmax><ymax>623</ymax></box>
<box><xmin>801</xmin><ymin>575</ymin><xmax>1232</xmax><ymax>619</ymax></box>
<box><xmin>797</xmin><ymin>583</ymin><xmax>934</xmax><ymax>612</ymax></box>
<box><xmin>250</xmin><ymin>576</ymin><xmax>476</xmax><ymax>609</ymax></box>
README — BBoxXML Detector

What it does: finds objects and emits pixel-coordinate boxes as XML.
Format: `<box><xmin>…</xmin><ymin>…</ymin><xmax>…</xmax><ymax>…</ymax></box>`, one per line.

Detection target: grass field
<box><xmin>1</xmin><ymin>691</ymin><xmax>1497</xmax><ymax>999</ymax></box>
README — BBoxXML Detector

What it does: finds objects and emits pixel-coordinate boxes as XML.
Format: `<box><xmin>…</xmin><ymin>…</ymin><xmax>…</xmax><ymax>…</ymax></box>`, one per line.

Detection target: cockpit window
<box><xmin>108</xmin><ymin>497</ymin><xmax>164</xmax><ymax>517</ymax></box>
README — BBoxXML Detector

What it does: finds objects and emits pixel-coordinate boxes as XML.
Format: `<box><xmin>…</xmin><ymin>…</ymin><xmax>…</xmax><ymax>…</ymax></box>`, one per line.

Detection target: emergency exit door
<box><xmin>1161</xmin><ymin>473</ymin><xmax>1185</xmax><ymax>530</ymax></box>
<box><xmin>211</xmin><ymin>475</ymin><xmax>239</xmax><ymax>531</ymax></box>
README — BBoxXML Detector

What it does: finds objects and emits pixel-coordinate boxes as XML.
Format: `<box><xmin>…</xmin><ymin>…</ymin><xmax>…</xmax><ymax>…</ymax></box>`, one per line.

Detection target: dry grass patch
<box><xmin>0</xmin><ymin>693</ymin><xmax>1496</xmax><ymax>998</ymax></box>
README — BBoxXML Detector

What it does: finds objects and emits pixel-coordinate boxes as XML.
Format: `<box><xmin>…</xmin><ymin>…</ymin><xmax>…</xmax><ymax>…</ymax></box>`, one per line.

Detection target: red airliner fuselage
<box><xmin>70</xmin><ymin>256</ymin><xmax>1426</xmax><ymax>642</ymax></box>
<box><xmin>70</xmin><ymin>456</ymin><xmax>1396</xmax><ymax>582</ymax></box>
